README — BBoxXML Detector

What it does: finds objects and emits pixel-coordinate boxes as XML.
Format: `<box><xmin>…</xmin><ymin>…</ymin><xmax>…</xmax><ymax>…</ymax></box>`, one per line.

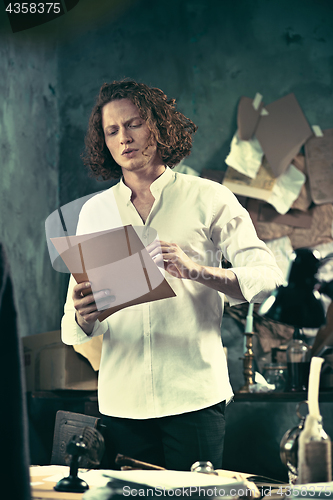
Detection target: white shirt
<box><xmin>61</xmin><ymin>167</ymin><xmax>283</xmax><ymax>419</ymax></box>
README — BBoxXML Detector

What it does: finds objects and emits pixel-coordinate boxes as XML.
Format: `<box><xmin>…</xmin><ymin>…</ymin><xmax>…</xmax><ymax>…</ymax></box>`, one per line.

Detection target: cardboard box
<box><xmin>22</xmin><ymin>330</ymin><xmax>98</xmax><ymax>391</ymax></box>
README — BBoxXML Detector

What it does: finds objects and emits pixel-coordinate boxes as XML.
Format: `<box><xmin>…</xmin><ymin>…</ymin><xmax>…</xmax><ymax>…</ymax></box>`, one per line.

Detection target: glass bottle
<box><xmin>298</xmin><ymin>414</ymin><xmax>332</xmax><ymax>483</ymax></box>
<box><xmin>263</xmin><ymin>363</ymin><xmax>287</xmax><ymax>391</ymax></box>
<box><xmin>286</xmin><ymin>328</ymin><xmax>311</xmax><ymax>392</ymax></box>
<box><xmin>297</xmin><ymin>357</ymin><xmax>332</xmax><ymax>484</ymax></box>
<box><xmin>191</xmin><ymin>461</ymin><xmax>218</xmax><ymax>475</ymax></box>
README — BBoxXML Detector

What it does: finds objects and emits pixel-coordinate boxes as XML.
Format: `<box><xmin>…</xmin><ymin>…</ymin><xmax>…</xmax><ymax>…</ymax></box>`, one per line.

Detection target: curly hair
<box><xmin>82</xmin><ymin>80</ymin><xmax>198</xmax><ymax>180</ymax></box>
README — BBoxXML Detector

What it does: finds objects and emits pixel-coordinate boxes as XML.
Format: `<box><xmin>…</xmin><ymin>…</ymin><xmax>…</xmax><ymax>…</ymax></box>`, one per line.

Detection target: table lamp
<box><xmin>259</xmin><ymin>248</ymin><xmax>333</xmax><ymax>391</ymax></box>
<box><xmin>259</xmin><ymin>248</ymin><xmax>326</xmax><ymax>329</ymax></box>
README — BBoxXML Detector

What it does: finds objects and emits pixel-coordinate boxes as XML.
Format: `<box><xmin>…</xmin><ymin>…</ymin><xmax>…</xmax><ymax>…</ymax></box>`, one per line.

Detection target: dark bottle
<box><xmin>286</xmin><ymin>328</ymin><xmax>311</xmax><ymax>392</ymax></box>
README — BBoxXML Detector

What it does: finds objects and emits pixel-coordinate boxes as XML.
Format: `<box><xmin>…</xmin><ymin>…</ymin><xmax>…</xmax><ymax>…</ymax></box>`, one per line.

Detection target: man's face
<box><xmin>102</xmin><ymin>98</ymin><xmax>162</xmax><ymax>174</ymax></box>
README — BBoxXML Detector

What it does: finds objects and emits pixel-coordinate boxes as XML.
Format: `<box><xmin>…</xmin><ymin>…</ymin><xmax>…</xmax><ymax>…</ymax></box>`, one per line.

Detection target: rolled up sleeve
<box><xmin>211</xmin><ymin>190</ymin><xmax>284</xmax><ymax>305</ymax></box>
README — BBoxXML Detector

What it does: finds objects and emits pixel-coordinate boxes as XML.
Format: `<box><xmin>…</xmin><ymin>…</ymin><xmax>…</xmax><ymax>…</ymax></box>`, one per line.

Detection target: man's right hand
<box><xmin>73</xmin><ymin>281</ymin><xmax>115</xmax><ymax>335</ymax></box>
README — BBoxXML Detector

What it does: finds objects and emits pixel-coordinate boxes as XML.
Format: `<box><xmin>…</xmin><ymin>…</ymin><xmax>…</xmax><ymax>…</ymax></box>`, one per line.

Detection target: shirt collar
<box><xmin>117</xmin><ymin>166</ymin><xmax>175</xmax><ymax>203</ymax></box>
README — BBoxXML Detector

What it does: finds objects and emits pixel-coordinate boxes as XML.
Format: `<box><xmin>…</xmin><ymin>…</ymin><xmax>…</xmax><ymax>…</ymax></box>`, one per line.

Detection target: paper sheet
<box><xmin>88</xmin><ymin>253</ymin><xmax>150</xmax><ymax>311</ymax></box>
<box><xmin>237</xmin><ymin>95</ymin><xmax>264</xmax><ymax>140</ymax></box>
<box><xmin>255</xmin><ymin>93</ymin><xmax>313</xmax><ymax>177</ymax></box>
<box><xmin>30</xmin><ymin>465</ymin><xmax>70</xmax><ymax>477</ymax></box>
<box><xmin>50</xmin><ymin>225</ymin><xmax>176</xmax><ymax>321</ymax></box>
<box><xmin>34</xmin><ymin>467</ymin><xmax>254</xmax><ymax>494</ymax></box>
<box><xmin>223</xmin><ymin>158</ymin><xmax>275</xmax><ymax>201</ymax></box>
<box><xmin>32</xmin><ymin>467</ymin><xmax>111</xmax><ymax>487</ymax></box>
<box><xmin>225</xmin><ymin>132</ymin><xmax>263</xmax><ymax>179</ymax></box>
<box><xmin>305</xmin><ymin>128</ymin><xmax>333</xmax><ymax>204</ymax></box>
<box><xmin>223</xmin><ymin>158</ymin><xmax>306</xmax><ymax>214</ymax></box>
<box><xmin>268</xmin><ymin>163</ymin><xmax>306</xmax><ymax>214</ymax></box>
<box><xmin>102</xmin><ymin>470</ymin><xmax>241</xmax><ymax>488</ymax></box>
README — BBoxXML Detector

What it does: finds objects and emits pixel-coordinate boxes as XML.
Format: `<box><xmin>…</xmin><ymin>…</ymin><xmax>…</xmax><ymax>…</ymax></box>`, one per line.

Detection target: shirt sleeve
<box><xmin>210</xmin><ymin>187</ymin><xmax>284</xmax><ymax>306</ymax></box>
<box><xmin>61</xmin><ymin>274</ymin><xmax>108</xmax><ymax>346</ymax></box>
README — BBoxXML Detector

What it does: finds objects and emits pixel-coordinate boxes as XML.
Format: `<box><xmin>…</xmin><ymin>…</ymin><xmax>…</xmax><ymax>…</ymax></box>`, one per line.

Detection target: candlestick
<box><xmin>239</xmin><ymin>303</ymin><xmax>256</xmax><ymax>393</ymax></box>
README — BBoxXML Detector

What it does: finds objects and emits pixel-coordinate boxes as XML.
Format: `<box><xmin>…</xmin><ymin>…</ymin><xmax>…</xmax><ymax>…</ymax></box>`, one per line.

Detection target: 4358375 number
<box><xmin>5</xmin><ymin>3</ymin><xmax>61</xmax><ymax>14</ymax></box>
<box><xmin>276</xmin><ymin>485</ymin><xmax>333</xmax><ymax>497</ymax></box>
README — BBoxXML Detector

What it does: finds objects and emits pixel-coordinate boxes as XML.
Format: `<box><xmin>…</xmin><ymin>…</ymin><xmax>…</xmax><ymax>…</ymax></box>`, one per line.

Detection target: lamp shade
<box><xmin>259</xmin><ymin>248</ymin><xmax>326</xmax><ymax>328</ymax></box>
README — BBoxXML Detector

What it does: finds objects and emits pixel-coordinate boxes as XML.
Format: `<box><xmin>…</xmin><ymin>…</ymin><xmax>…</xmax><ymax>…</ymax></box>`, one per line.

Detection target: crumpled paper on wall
<box><xmin>224</xmin><ymin>136</ymin><xmax>306</xmax><ymax>214</ymax></box>
<box><xmin>225</xmin><ymin>132</ymin><xmax>263</xmax><ymax>179</ymax></box>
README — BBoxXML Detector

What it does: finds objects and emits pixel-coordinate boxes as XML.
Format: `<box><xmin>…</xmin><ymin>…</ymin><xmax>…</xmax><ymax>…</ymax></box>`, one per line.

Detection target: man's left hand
<box><xmin>147</xmin><ymin>240</ymin><xmax>201</xmax><ymax>280</ymax></box>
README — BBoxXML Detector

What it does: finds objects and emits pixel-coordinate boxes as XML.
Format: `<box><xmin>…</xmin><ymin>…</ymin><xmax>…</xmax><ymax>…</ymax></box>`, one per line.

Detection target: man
<box><xmin>61</xmin><ymin>80</ymin><xmax>283</xmax><ymax>471</ymax></box>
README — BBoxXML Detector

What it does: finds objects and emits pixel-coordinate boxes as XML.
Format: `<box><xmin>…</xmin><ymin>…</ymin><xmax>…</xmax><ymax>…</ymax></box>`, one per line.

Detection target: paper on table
<box><xmin>255</xmin><ymin>93</ymin><xmax>313</xmax><ymax>178</ymax></box>
<box><xmin>103</xmin><ymin>469</ymin><xmax>242</xmax><ymax>489</ymax></box>
<box><xmin>305</xmin><ymin>128</ymin><xmax>333</xmax><ymax>204</ymax></box>
<box><xmin>30</xmin><ymin>465</ymin><xmax>70</xmax><ymax>477</ymax></box>
<box><xmin>39</xmin><ymin>468</ymin><xmax>253</xmax><ymax>492</ymax></box>
<box><xmin>37</xmin><ymin>468</ymin><xmax>111</xmax><ymax>487</ymax></box>
<box><xmin>237</xmin><ymin>95</ymin><xmax>265</xmax><ymax>140</ymax></box>
<box><xmin>225</xmin><ymin>132</ymin><xmax>264</xmax><ymax>179</ymax></box>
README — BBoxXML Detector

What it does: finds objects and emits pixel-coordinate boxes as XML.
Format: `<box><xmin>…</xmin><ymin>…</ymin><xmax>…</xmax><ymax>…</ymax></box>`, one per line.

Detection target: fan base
<box><xmin>54</xmin><ymin>475</ymin><xmax>89</xmax><ymax>493</ymax></box>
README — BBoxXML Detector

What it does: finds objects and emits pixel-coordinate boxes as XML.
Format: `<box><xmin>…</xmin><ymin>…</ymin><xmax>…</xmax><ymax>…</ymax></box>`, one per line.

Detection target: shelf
<box><xmin>233</xmin><ymin>390</ymin><xmax>333</xmax><ymax>402</ymax></box>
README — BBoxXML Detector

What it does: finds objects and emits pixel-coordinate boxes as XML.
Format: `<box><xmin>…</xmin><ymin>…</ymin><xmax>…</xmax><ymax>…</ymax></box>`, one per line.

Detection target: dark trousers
<box><xmin>101</xmin><ymin>401</ymin><xmax>226</xmax><ymax>471</ymax></box>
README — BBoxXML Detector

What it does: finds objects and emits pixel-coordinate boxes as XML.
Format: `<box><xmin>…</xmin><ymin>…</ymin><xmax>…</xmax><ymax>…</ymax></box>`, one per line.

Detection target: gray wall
<box><xmin>0</xmin><ymin>29</ymin><xmax>61</xmax><ymax>337</ymax></box>
<box><xmin>0</xmin><ymin>0</ymin><xmax>332</xmax><ymax>341</ymax></box>
<box><xmin>58</xmin><ymin>0</ymin><xmax>333</xmax><ymax>204</ymax></box>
